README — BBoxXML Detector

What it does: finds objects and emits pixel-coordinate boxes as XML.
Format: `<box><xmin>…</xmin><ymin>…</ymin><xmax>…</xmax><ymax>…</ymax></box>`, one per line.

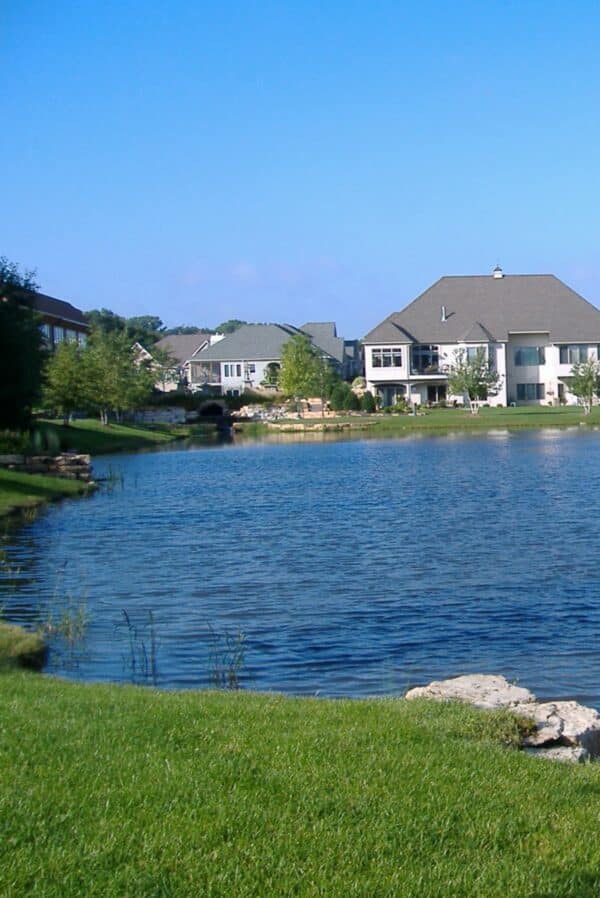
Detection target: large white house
<box><xmin>363</xmin><ymin>267</ymin><xmax>600</xmax><ymax>407</ymax></box>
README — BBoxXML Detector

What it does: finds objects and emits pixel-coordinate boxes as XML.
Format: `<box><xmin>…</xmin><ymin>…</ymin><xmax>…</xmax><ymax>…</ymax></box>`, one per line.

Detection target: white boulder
<box><xmin>405</xmin><ymin>674</ymin><xmax>536</xmax><ymax>710</ymax></box>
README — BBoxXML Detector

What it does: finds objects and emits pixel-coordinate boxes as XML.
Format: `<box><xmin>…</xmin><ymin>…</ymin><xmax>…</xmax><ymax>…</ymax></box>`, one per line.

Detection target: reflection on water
<box><xmin>3</xmin><ymin>428</ymin><xmax>600</xmax><ymax>705</ymax></box>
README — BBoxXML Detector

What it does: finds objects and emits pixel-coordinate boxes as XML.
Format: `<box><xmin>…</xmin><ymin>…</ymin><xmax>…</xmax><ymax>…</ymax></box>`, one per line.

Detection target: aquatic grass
<box><xmin>1</xmin><ymin>675</ymin><xmax>600</xmax><ymax>896</ymax></box>
<box><xmin>118</xmin><ymin>609</ymin><xmax>160</xmax><ymax>685</ymax></box>
<box><xmin>207</xmin><ymin>624</ymin><xmax>246</xmax><ymax>689</ymax></box>
<box><xmin>0</xmin><ymin>623</ymin><xmax>46</xmax><ymax>669</ymax></box>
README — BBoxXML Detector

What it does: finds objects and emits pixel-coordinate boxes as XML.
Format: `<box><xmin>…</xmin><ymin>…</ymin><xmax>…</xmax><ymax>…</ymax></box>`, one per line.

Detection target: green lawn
<box><xmin>0</xmin><ymin>469</ymin><xmax>93</xmax><ymax>518</ymax></box>
<box><xmin>263</xmin><ymin>405</ymin><xmax>600</xmax><ymax>434</ymax></box>
<box><xmin>1</xmin><ymin>672</ymin><xmax>600</xmax><ymax>896</ymax></box>
<box><xmin>36</xmin><ymin>418</ymin><xmax>190</xmax><ymax>455</ymax></box>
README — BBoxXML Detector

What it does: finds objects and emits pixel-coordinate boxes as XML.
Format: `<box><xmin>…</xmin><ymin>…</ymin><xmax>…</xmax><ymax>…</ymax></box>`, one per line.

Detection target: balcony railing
<box><xmin>410</xmin><ymin>364</ymin><xmax>443</xmax><ymax>376</ymax></box>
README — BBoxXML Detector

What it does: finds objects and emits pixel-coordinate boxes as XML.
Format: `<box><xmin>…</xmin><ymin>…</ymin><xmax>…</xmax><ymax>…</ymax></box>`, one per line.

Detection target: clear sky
<box><xmin>2</xmin><ymin>1</ymin><xmax>600</xmax><ymax>337</ymax></box>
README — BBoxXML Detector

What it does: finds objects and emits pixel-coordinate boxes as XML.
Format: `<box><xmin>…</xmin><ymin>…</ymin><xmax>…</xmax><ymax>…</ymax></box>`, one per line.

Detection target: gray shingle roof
<box><xmin>154</xmin><ymin>333</ymin><xmax>211</xmax><ymax>363</ymax></box>
<box><xmin>196</xmin><ymin>324</ymin><xmax>302</xmax><ymax>361</ymax></box>
<box><xmin>196</xmin><ymin>322</ymin><xmax>352</xmax><ymax>364</ymax></box>
<box><xmin>300</xmin><ymin>322</ymin><xmax>345</xmax><ymax>363</ymax></box>
<box><xmin>363</xmin><ymin>275</ymin><xmax>600</xmax><ymax>344</ymax></box>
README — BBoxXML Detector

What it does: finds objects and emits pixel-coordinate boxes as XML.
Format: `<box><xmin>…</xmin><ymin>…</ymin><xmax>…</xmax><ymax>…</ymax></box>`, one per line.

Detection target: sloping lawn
<box><xmin>36</xmin><ymin>418</ymin><xmax>189</xmax><ymax>455</ymax></box>
<box><xmin>0</xmin><ymin>470</ymin><xmax>92</xmax><ymax>517</ymax></box>
<box><xmin>2</xmin><ymin>673</ymin><xmax>600</xmax><ymax>897</ymax></box>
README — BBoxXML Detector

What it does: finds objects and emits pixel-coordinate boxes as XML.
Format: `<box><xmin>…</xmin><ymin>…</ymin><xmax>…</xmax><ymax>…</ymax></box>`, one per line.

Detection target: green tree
<box><xmin>216</xmin><ymin>319</ymin><xmax>247</xmax><ymax>334</ymax></box>
<box><xmin>126</xmin><ymin>316</ymin><xmax>165</xmax><ymax>346</ymax></box>
<box><xmin>0</xmin><ymin>257</ymin><xmax>45</xmax><ymax>430</ymax></box>
<box><xmin>164</xmin><ymin>325</ymin><xmax>214</xmax><ymax>335</ymax></box>
<box><xmin>446</xmin><ymin>347</ymin><xmax>502</xmax><ymax>414</ymax></box>
<box><xmin>43</xmin><ymin>342</ymin><xmax>89</xmax><ymax>424</ymax></box>
<box><xmin>86</xmin><ymin>330</ymin><xmax>155</xmax><ymax>423</ymax></box>
<box><xmin>361</xmin><ymin>391</ymin><xmax>376</xmax><ymax>413</ymax></box>
<box><xmin>279</xmin><ymin>335</ymin><xmax>322</xmax><ymax>401</ymax></box>
<box><xmin>569</xmin><ymin>359</ymin><xmax>600</xmax><ymax>414</ymax></box>
<box><xmin>150</xmin><ymin>345</ymin><xmax>179</xmax><ymax>392</ymax></box>
<box><xmin>85</xmin><ymin>308</ymin><xmax>126</xmax><ymax>335</ymax></box>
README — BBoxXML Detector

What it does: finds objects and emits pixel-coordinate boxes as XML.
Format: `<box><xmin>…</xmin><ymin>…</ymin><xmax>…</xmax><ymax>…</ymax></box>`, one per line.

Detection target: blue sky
<box><xmin>2</xmin><ymin>1</ymin><xmax>600</xmax><ymax>336</ymax></box>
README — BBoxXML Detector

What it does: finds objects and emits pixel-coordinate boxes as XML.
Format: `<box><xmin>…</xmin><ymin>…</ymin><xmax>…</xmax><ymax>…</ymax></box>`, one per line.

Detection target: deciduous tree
<box><xmin>0</xmin><ymin>257</ymin><xmax>45</xmax><ymax>429</ymax></box>
<box><xmin>569</xmin><ymin>359</ymin><xmax>600</xmax><ymax>414</ymax></box>
<box><xmin>446</xmin><ymin>348</ymin><xmax>502</xmax><ymax>414</ymax></box>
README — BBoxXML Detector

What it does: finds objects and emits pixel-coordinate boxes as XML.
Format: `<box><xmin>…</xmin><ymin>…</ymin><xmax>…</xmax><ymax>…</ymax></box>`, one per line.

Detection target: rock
<box><xmin>405</xmin><ymin>674</ymin><xmax>600</xmax><ymax>762</ymax></box>
<box><xmin>524</xmin><ymin>746</ymin><xmax>590</xmax><ymax>764</ymax></box>
<box><xmin>405</xmin><ymin>674</ymin><xmax>536</xmax><ymax>710</ymax></box>
<box><xmin>515</xmin><ymin>701</ymin><xmax>600</xmax><ymax>756</ymax></box>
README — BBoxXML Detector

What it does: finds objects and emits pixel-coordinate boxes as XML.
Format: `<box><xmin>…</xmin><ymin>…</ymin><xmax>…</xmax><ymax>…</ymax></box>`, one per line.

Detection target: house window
<box><xmin>236</xmin><ymin>364</ymin><xmax>241</xmax><ymax>377</ymax></box>
<box><xmin>411</xmin><ymin>345</ymin><xmax>439</xmax><ymax>374</ymax></box>
<box><xmin>248</xmin><ymin>363</ymin><xmax>256</xmax><ymax>373</ymax></box>
<box><xmin>371</xmin><ymin>347</ymin><xmax>402</xmax><ymax>368</ymax></box>
<box><xmin>517</xmin><ymin>383</ymin><xmax>544</xmax><ymax>401</ymax></box>
<box><xmin>78</xmin><ymin>333</ymin><xmax>87</xmax><ymax>346</ymax></box>
<box><xmin>559</xmin><ymin>344</ymin><xmax>596</xmax><ymax>365</ymax></box>
<box><xmin>54</xmin><ymin>326</ymin><xmax>65</xmax><ymax>343</ymax></box>
<box><xmin>40</xmin><ymin>323</ymin><xmax>52</xmax><ymax>344</ymax></box>
<box><xmin>514</xmin><ymin>347</ymin><xmax>545</xmax><ymax>366</ymax></box>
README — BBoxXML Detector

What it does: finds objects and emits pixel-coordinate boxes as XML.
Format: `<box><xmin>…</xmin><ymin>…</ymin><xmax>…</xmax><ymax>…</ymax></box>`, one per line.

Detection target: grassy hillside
<box><xmin>35</xmin><ymin>418</ymin><xmax>190</xmax><ymax>455</ymax></box>
<box><xmin>1</xmin><ymin>672</ymin><xmax>600</xmax><ymax>897</ymax></box>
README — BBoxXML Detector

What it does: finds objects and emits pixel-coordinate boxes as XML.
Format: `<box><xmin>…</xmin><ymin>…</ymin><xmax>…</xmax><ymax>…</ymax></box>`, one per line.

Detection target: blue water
<box><xmin>4</xmin><ymin>428</ymin><xmax>600</xmax><ymax>704</ymax></box>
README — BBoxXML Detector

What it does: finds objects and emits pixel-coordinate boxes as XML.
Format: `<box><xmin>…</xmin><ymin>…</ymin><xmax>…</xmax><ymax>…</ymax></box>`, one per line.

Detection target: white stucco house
<box><xmin>190</xmin><ymin>322</ymin><xmax>361</xmax><ymax>395</ymax></box>
<box><xmin>363</xmin><ymin>267</ymin><xmax>600</xmax><ymax>407</ymax></box>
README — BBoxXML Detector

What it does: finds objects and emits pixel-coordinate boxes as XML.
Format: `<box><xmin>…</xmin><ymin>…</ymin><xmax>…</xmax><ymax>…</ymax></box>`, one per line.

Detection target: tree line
<box><xmin>85</xmin><ymin>309</ymin><xmax>250</xmax><ymax>347</ymax></box>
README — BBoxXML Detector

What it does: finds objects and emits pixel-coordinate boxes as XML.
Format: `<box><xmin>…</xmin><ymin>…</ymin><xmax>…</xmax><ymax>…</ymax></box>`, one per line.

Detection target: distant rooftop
<box><xmin>2</xmin><ymin>284</ymin><xmax>88</xmax><ymax>328</ymax></box>
<box><xmin>154</xmin><ymin>332</ymin><xmax>212</xmax><ymax>363</ymax></box>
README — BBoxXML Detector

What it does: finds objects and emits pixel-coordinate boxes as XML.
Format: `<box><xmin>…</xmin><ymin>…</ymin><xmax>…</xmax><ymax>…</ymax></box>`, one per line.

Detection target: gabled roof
<box><xmin>300</xmin><ymin>322</ymin><xmax>345</xmax><ymax>363</ymax></box>
<box><xmin>154</xmin><ymin>333</ymin><xmax>211</xmax><ymax>363</ymax></box>
<box><xmin>460</xmin><ymin>321</ymin><xmax>496</xmax><ymax>342</ymax></box>
<box><xmin>196</xmin><ymin>324</ymin><xmax>303</xmax><ymax>361</ymax></box>
<box><xmin>363</xmin><ymin>275</ymin><xmax>600</xmax><ymax>344</ymax></box>
<box><xmin>3</xmin><ymin>285</ymin><xmax>88</xmax><ymax>328</ymax></box>
<box><xmin>196</xmin><ymin>322</ymin><xmax>351</xmax><ymax>363</ymax></box>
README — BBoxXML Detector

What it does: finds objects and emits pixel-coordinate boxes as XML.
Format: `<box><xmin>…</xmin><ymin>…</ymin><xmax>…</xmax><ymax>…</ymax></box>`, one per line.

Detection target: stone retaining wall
<box><xmin>0</xmin><ymin>453</ymin><xmax>93</xmax><ymax>481</ymax></box>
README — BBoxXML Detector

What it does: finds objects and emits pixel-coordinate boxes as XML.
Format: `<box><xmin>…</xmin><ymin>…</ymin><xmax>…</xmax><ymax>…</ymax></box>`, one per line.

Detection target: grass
<box><xmin>258</xmin><ymin>405</ymin><xmax>600</xmax><ymax>435</ymax></box>
<box><xmin>2</xmin><ymin>673</ymin><xmax>600</xmax><ymax>896</ymax></box>
<box><xmin>35</xmin><ymin>418</ymin><xmax>191</xmax><ymax>455</ymax></box>
<box><xmin>0</xmin><ymin>469</ymin><xmax>93</xmax><ymax>518</ymax></box>
<box><xmin>0</xmin><ymin>623</ymin><xmax>46</xmax><ymax>669</ymax></box>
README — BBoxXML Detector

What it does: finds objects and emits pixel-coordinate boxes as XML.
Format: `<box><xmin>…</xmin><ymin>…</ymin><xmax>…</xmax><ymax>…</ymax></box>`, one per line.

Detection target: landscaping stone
<box><xmin>524</xmin><ymin>746</ymin><xmax>590</xmax><ymax>764</ymax></box>
<box><xmin>3</xmin><ymin>453</ymin><xmax>93</xmax><ymax>481</ymax></box>
<box><xmin>515</xmin><ymin>701</ymin><xmax>600</xmax><ymax>756</ymax></box>
<box><xmin>405</xmin><ymin>674</ymin><xmax>600</xmax><ymax>762</ymax></box>
<box><xmin>405</xmin><ymin>674</ymin><xmax>536</xmax><ymax>710</ymax></box>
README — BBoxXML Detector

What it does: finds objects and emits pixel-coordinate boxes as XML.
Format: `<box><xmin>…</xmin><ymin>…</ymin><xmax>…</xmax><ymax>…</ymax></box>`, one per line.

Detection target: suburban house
<box><xmin>135</xmin><ymin>332</ymin><xmax>226</xmax><ymax>392</ymax></box>
<box><xmin>363</xmin><ymin>267</ymin><xmax>600</xmax><ymax>407</ymax></box>
<box><xmin>4</xmin><ymin>285</ymin><xmax>89</xmax><ymax>348</ymax></box>
<box><xmin>189</xmin><ymin>322</ymin><xmax>361</xmax><ymax>395</ymax></box>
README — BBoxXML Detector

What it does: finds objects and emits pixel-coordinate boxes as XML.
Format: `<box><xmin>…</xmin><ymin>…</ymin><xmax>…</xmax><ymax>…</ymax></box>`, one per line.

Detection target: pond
<box><xmin>3</xmin><ymin>428</ymin><xmax>600</xmax><ymax>704</ymax></box>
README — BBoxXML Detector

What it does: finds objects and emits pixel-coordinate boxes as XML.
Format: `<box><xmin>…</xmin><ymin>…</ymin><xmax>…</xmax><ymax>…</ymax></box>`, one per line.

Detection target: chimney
<box><xmin>441</xmin><ymin>305</ymin><xmax>447</xmax><ymax>322</ymax></box>
<box><xmin>492</xmin><ymin>264</ymin><xmax>504</xmax><ymax>279</ymax></box>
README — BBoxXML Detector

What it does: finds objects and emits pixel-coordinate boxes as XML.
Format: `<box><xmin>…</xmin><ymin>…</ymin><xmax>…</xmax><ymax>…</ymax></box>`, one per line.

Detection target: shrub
<box><xmin>361</xmin><ymin>391</ymin><xmax>376</xmax><ymax>413</ymax></box>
